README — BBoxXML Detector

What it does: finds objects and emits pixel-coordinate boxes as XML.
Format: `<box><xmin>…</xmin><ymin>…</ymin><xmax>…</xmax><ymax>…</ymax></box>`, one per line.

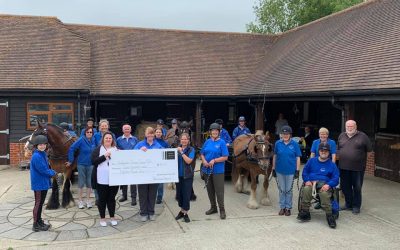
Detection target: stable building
<box><xmin>1</xmin><ymin>0</ymin><xmax>400</xmax><ymax>182</ymax></box>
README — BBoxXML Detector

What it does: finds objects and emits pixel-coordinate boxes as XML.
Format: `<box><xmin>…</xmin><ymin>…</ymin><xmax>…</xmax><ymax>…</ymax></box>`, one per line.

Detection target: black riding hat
<box><xmin>209</xmin><ymin>123</ymin><xmax>221</xmax><ymax>131</ymax></box>
<box><xmin>32</xmin><ymin>135</ymin><xmax>48</xmax><ymax>146</ymax></box>
<box><xmin>157</xmin><ymin>119</ymin><xmax>164</xmax><ymax>125</ymax></box>
<box><xmin>87</xmin><ymin>117</ymin><xmax>94</xmax><ymax>122</ymax></box>
<box><xmin>171</xmin><ymin>119</ymin><xmax>178</xmax><ymax>124</ymax></box>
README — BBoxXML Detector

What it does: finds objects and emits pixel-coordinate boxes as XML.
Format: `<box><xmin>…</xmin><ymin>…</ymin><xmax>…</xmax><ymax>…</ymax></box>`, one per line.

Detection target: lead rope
<box><xmin>274</xmin><ymin>173</ymin><xmax>299</xmax><ymax>194</ymax></box>
<box><xmin>203</xmin><ymin>167</ymin><xmax>213</xmax><ymax>189</ymax></box>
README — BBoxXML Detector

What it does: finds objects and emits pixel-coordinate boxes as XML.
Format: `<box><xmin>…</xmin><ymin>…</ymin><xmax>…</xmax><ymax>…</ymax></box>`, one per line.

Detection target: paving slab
<box><xmin>23</xmin><ymin>230</ymin><xmax>59</xmax><ymax>242</ymax></box>
<box><xmin>0</xmin><ymin>227</ymin><xmax>33</xmax><ymax>240</ymax></box>
<box><xmin>55</xmin><ymin>229</ymin><xmax>88</xmax><ymax>241</ymax></box>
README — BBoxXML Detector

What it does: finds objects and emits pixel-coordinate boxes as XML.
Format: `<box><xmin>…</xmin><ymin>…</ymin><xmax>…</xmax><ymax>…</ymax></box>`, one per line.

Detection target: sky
<box><xmin>0</xmin><ymin>0</ymin><xmax>258</xmax><ymax>33</ymax></box>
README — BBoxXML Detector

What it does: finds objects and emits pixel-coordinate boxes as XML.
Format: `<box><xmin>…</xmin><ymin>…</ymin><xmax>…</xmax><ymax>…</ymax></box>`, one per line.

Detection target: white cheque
<box><xmin>109</xmin><ymin>148</ymin><xmax>178</xmax><ymax>186</ymax></box>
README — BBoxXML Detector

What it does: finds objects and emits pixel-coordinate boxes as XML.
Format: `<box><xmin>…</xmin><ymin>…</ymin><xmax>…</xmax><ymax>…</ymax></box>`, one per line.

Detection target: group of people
<box><xmin>272</xmin><ymin>119</ymin><xmax>372</xmax><ymax>229</ymax></box>
<box><xmin>29</xmin><ymin>115</ymin><xmax>372</xmax><ymax>231</ymax></box>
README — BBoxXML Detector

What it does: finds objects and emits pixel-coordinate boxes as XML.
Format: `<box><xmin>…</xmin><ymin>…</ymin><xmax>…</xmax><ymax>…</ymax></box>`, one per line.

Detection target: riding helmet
<box><xmin>215</xmin><ymin>119</ymin><xmax>223</xmax><ymax>125</ymax></box>
<box><xmin>87</xmin><ymin>117</ymin><xmax>95</xmax><ymax>122</ymax></box>
<box><xmin>238</xmin><ymin>116</ymin><xmax>246</xmax><ymax>121</ymax></box>
<box><xmin>209</xmin><ymin>123</ymin><xmax>221</xmax><ymax>131</ymax></box>
<box><xmin>171</xmin><ymin>119</ymin><xmax>178</xmax><ymax>124</ymax></box>
<box><xmin>32</xmin><ymin>135</ymin><xmax>48</xmax><ymax>146</ymax></box>
<box><xmin>157</xmin><ymin>119</ymin><xmax>164</xmax><ymax>125</ymax></box>
<box><xmin>59</xmin><ymin>122</ymin><xmax>69</xmax><ymax>130</ymax></box>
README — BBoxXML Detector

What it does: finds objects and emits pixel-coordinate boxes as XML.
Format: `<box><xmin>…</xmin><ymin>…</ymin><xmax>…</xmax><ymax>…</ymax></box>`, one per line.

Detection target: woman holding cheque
<box><xmin>175</xmin><ymin>133</ymin><xmax>196</xmax><ymax>223</ymax></box>
<box><xmin>134</xmin><ymin>127</ymin><xmax>163</xmax><ymax>222</ymax></box>
<box><xmin>91</xmin><ymin>132</ymin><xmax>119</xmax><ymax>227</ymax></box>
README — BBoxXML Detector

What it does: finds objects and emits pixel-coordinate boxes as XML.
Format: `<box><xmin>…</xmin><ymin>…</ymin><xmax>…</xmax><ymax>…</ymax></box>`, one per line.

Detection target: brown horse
<box><xmin>26</xmin><ymin>121</ymin><xmax>77</xmax><ymax>209</ymax></box>
<box><xmin>232</xmin><ymin>131</ymin><xmax>274</xmax><ymax>209</ymax></box>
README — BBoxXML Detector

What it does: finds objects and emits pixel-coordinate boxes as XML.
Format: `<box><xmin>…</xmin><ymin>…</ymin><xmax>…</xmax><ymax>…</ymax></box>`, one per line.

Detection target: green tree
<box><xmin>247</xmin><ymin>0</ymin><xmax>363</xmax><ymax>34</ymax></box>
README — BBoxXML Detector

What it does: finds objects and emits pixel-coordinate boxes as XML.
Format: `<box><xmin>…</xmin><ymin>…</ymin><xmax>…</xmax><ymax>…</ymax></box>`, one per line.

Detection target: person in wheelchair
<box><xmin>297</xmin><ymin>142</ymin><xmax>339</xmax><ymax>228</ymax></box>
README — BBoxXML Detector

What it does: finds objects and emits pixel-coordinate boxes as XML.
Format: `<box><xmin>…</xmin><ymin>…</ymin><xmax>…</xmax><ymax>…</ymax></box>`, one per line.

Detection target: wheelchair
<box><xmin>298</xmin><ymin>182</ymin><xmax>340</xmax><ymax>219</ymax></box>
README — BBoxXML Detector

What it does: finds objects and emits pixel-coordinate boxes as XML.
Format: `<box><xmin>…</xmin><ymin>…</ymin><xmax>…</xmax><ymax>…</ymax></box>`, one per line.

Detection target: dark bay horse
<box><xmin>26</xmin><ymin>121</ymin><xmax>77</xmax><ymax>209</ymax></box>
<box><xmin>232</xmin><ymin>131</ymin><xmax>274</xmax><ymax>209</ymax></box>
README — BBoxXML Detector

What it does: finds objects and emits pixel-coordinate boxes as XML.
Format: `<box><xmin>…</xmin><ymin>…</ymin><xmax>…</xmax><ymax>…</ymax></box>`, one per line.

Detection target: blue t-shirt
<box><xmin>200</xmin><ymin>138</ymin><xmax>229</xmax><ymax>174</ymax></box>
<box><xmin>274</xmin><ymin>139</ymin><xmax>302</xmax><ymax>175</ymax></box>
<box><xmin>310</xmin><ymin>138</ymin><xmax>337</xmax><ymax>158</ymax></box>
<box><xmin>302</xmin><ymin>157</ymin><xmax>339</xmax><ymax>188</ymax></box>
<box><xmin>178</xmin><ymin>147</ymin><xmax>195</xmax><ymax>177</ymax></box>
<box><xmin>134</xmin><ymin>139</ymin><xmax>163</xmax><ymax>150</ymax></box>
<box><xmin>116</xmin><ymin>135</ymin><xmax>138</xmax><ymax>150</ymax></box>
<box><xmin>220</xmin><ymin>128</ymin><xmax>232</xmax><ymax>144</ymax></box>
<box><xmin>232</xmin><ymin>126</ymin><xmax>251</xmax><ymax>140</ymax></box>
<box><xmin>155</xmin><ymin>138</ymin><xmax>169</xmax><ymax>148</ymax></box>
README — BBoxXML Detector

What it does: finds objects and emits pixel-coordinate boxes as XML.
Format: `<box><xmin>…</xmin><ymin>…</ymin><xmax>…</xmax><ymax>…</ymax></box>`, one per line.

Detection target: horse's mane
<box><xmin>46</xmin><ymin>123</ymin><xmax>65</xmax><ymax>135</ymax></box>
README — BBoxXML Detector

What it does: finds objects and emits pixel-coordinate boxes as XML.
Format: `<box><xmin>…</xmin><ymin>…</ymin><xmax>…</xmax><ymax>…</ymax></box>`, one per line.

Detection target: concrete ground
<box><xmin>0</xmin><ymin>163</ymin><xmax>400</xmax><ymax>250</ymax></box>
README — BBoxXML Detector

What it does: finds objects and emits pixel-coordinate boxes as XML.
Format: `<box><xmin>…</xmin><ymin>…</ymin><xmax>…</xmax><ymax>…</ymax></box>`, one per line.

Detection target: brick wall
<box><xmin>10</xmin><ymin>142</ymin><xmax>31</xmax><ymax>167</ymax></box>
<box><xmin>365</xmin><ymin>151</ymin><xmax>375</xmax><ymax>176</ymax></box>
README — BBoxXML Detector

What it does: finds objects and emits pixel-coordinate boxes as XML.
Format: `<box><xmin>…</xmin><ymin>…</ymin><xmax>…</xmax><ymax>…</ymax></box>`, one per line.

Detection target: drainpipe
<box><xmin>77</xmin><ymin>92</ymin><xmax>81</xmax><ymax>132</ymax></box>
<box><xmin>331</xmin><ymin>96</ymin><xmax>345</xmax><ymax>132</ymax></box>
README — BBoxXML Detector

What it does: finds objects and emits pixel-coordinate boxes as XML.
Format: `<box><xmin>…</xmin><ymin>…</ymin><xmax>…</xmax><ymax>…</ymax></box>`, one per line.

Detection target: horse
<box><xmin>25</xmin><ymin>120</ymin><xmax>77</xmax><ymax>209</ymax></box>
<box><xmin>232</xmin><ymin>130</ymin><xmax>274</xmax><ymax>209</ymax></box>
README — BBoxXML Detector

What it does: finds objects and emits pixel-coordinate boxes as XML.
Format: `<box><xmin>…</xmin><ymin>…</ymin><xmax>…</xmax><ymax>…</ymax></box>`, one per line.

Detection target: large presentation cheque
<box><xmin>109</xmin><ymin>148</ymin><xmax>178</xmax><ymax>186</ymax></box>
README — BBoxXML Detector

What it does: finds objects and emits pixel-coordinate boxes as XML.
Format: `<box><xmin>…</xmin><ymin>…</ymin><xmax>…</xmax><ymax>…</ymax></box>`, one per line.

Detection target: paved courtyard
<box><xmin>1</xmin><ymin>164</ymin><xmax>400</xmax><ymax>249</ymax></box>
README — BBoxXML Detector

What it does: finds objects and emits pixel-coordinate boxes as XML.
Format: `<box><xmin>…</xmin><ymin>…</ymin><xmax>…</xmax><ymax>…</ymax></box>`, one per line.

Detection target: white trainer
<box><xmin>86</xmin><ymin>201</ymin><xmax>92</xmax><ymax>209</ymax></box>
<box><xmin>100</xmin><ymin>220</ymin><xmax>107</xmax><ymax>227</ymax></box>
<box><xmin>110</xmin><ymin>220</ymin><xmax>118</xmax><ymax>226</ymax></box>
<box><xmin>78</xmin><ymin>200</ymin><xmax>84</xmax><ymax>209</ymax></box>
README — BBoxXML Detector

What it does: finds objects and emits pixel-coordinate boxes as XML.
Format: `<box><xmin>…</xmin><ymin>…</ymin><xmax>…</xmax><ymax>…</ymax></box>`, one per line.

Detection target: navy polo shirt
<box><xmin>155</xmin><ymin>138</ymin><xmax>169</xmax><ymax>148</ymax></box>
<box><xmin>274</xmin><ymin>139</ymin><xmax>302</xmax><ymax>175</ymax></box>
<box><xmin>200</xmin><ymin>138</ymin><xmax>229</xmax><ymax>174</ymax></box>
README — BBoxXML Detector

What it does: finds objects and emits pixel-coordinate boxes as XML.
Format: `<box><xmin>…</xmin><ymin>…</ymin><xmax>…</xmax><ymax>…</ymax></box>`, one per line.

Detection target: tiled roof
<box><xmin>246</xmin><ymin>0</ymin><xmax>400</xmax><ymax>97</ymax></box>
<box><xmin>68</xmin><ymin>24</ymin><xmax>275</xmax><ymax>96</ymax></box>
<box><xmin>0</xmin><ymin>14</ymin><xmax>90</xmax><ymax>91</ymax></box>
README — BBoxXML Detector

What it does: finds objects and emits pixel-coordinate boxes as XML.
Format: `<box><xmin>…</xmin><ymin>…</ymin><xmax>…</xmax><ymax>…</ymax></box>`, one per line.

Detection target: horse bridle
<box><xmin>32</xmin><ymin>126</ymin><xmax>74</xmax><ymax>160</ymax></box>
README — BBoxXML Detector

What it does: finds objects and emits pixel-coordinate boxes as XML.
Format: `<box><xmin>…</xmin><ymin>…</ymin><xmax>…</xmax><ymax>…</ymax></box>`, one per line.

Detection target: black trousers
<box><xmin>97</xmin><ymin>184</ymin><xmax>119</xmax><ymax>218</ymax></box>
<box><xmin>138</xmin><ymin>184</ymin><xmax>158</xmax><ymax>216</ymax></box>
<box><xmin>176</xmin><ymin>177</ymin><xmax>194</xmax><ymax>211</ymax></box>
<box><xmin>340</xmin><ymin>169</ymin><xmax>365</xmax><ymax>209</ymax></box>
<box><xmin>33</xmin><ymin>190</ymin><xmax>48</xmax><ymax>223</ymax></box>
<box><xmin>120</xmin><ymin>185</ymin><xmax>137</xmax><ymax>200</ymax></box>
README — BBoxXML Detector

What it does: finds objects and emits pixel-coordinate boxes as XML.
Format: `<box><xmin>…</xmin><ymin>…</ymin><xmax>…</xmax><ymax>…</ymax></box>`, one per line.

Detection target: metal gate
<box><xmin>0</xmin><ymin>101</ymin><xmax>9</xmax><ymax>165</ymax></box>
<box><xmin>375</xmin><ymin>133</ymin><xmax>400</xmax><ymax>183</ymax></box>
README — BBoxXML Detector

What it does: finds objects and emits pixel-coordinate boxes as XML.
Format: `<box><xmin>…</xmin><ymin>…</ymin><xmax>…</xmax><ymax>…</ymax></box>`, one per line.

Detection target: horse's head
<box><xmin>253</xmin><ymin>131</ymin><xmax>274</xmax><ymax>170</ymax></box>
<box><xmin>25</xmin><ymin>119</ymin><xmax>47</xmax><ymax>151</ymax></box>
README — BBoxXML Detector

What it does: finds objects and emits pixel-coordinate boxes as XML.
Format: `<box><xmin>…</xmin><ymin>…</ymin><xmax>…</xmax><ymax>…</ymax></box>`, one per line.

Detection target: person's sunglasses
<box><xmin>86</xmin><ymin>131</ymin><xmax>93</xmax><ymax>134</ymax></box>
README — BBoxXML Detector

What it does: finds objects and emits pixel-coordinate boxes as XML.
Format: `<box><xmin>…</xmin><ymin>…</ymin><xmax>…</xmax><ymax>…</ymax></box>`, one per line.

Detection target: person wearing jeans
<box><xmin>272</xmin><ymin>125</ymin><xmax>301</xmax><ymax>216</ymax></box>
<box><xmin>66</xmin><ymin>126</ymin><xmax>96</xmax><ymax>209</ymax></box>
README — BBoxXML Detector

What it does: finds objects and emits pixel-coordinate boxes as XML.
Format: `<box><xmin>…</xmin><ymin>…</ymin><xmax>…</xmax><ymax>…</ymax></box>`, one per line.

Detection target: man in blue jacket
<box><xmin>297</xmin><ymin>142</ymin><xmax>339</xmax><ymax>229</ymax></box>
<box><xmin>116</xmin><ymin>124</ymin><xmax>139</xmax><ymax>206</ymax></box>
<box><xmin>232</xmin><ymin>116</ymin><xmax>251</xmax><ymax>141</ymax></box>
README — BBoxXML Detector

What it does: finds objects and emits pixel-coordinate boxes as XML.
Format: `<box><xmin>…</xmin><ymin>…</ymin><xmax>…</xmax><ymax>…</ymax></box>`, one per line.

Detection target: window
<box><xmin>27</xmin><ymin>102</ymin><xmax>74</xmax><ymax>130</ymax></box>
